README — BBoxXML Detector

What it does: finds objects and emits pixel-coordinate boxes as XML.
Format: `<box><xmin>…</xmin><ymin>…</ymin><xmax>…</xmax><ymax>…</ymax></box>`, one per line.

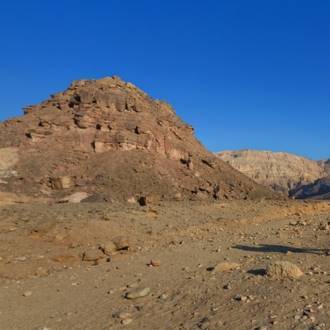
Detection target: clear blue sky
<box><xmin>0</xmin><ymin>1</ymin><xmax>329</xmax><ymax>160</ymax></box>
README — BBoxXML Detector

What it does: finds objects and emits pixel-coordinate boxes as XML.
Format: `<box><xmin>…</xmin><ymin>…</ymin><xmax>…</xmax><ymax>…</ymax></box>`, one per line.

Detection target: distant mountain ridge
<box><xmin>216</xmin><ymin>150</ymin><xmax>326</xmax><ymax>194</ymax></box>
<box><xmin>216</xmin><ymin>150</ymin><xmax>330</xmax><ymax>199</ymax></box>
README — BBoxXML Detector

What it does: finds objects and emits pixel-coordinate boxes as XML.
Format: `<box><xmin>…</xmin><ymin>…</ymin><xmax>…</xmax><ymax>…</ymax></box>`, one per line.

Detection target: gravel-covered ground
<box><xmin>0</xmin><ymin>200</ymin><xmax>329</xmax><ymax>330</ymax></box>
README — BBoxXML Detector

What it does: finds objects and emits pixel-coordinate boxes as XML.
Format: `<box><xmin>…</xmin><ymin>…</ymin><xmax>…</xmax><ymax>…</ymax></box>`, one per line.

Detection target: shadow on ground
<box><xmin>232</xmin><ymin>244</ymin><xmax>324</xmax><ymax>255</ymax></box>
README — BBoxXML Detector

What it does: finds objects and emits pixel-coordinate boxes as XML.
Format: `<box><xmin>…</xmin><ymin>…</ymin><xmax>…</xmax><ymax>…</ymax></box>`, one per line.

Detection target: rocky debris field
<box><xmin>0</xmin><ymin>199</ymin><xmax>329</xmax><ymax>329</ymax></box>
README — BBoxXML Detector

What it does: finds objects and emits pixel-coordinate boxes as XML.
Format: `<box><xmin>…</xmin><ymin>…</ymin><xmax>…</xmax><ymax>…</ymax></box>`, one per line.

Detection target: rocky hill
<box><xmin>217</xmin><ymin>150</ymin><xmax>326</xmax><ymax>194</ymax></box>
<box><xmin>0</xmin><ymin>77</ymin><xmax>275</xmax><ymax>203</ymax></box>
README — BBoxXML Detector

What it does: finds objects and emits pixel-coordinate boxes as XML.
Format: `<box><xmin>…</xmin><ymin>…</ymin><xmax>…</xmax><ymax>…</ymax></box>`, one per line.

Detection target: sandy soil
<box><xmin>0</xmin><ymin>200</ymin><xmax>329</xmax><ymax>330</ymax></box>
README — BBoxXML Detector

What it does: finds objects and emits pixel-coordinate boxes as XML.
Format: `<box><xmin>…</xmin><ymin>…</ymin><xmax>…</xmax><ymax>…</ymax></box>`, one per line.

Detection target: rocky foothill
<box><xmin>0</xmin><ymin>77</ymin><xmax>275</xmax><ymax>205</ymax></box>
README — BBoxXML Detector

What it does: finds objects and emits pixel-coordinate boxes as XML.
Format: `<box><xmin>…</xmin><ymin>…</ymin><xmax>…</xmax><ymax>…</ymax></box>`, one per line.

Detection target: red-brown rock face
<box><xmin>0</xmin><ymin>77</ymin><xmax>275</xmax><ymax>202</ymax></box>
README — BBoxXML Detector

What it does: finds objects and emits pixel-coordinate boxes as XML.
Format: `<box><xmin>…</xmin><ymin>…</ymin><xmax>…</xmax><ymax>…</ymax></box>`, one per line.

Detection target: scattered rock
<box><xmin>138</xmin><ymin>196</ymin><xmax>148</xmax><ymax>206</ymax></box>
<box><xmin>121</xmin><ymin>319</ymin><xmax>133</xmax><ymax>326</ymax></box>
<box><xmin>51</xmin><ymin>176</ymin><xmax>73</xmax><ymax>190</ymax></box>
<box><xmin>210</xmin><ymin>262</ymin><xmax>240</xmax><ymax>272</ymax></box>
<box><xmin>197</xmin><ymin>317</ymin><xmax>210</xmax><ymax>329</ymax></box>
<box><xmin>15</xmin><ymin>256</ymin><xmax>27</xmax><ymax>262</ymax></box>
<box><xmin>149</xmin><ymin>260</ymin><xmax>161</xmax><ymax>267</ymax></box>
<box><xmin>127</xmin><ymin>197</ymin><xmax>136</xmax><ymax>204</ymax></box>
<box><xmin>82</xmin><ymin>249</ymin><xmax>105</xmax><ymax>263</ymax></box>
<box><xmin>23</xmin><ymin>291</ymin><xmax>32</xmax><ymax>297</ymax></box>
<box><xmin>112</xmin><ymin>236</ymin><xmax>130</xmax><ymax>251</ymax></box>
<box><xmin>100</xmin><ymin>242</ymin><xmax>117</xmax><ymax>256</ymax></box>
<box><xmin>125</xmin><ymin>287</ymin><xmax>151</xmax><ymax>299</ymax></box>
<box><xmin>159</xmin><ymin>293</ymin><xmax>168</xmax><ymax>300</ymax></box>
<box><xmin>117</xmin><ymin>312</ymin><xmax>132</xmax><ymax>320</ymax></box>
<box><xmin>266</xmin><ymin>261</ymin><xmax>303</xmax><ymax>279</ymax></box>
<box><xmin>233</xmin><ymin>294</ymin><xmax>248</xmax><ymax>302</ymax></box>
<box><xmin>59</xmin><ymin>192</ymin><xmax>89</xmax><ymax>204</ymax></box>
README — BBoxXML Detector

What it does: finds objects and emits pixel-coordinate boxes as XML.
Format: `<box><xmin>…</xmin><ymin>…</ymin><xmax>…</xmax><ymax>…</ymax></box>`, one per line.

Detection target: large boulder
<box><xmin>266</xmin><ymin>261</ymin><xmax>304</xmax><ymax>279</ymax></box>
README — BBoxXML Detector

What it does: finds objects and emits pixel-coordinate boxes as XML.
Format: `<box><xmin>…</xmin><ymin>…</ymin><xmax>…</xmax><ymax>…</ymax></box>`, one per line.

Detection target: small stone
<box><xmin>100</xmin><ymin>242</ymin><xmax>117</xmax><ymax>256</ymax></box>
<box><xmin>15</xmin><ymin>256</ymin><xmax>27</xmax><ymax>262</ymax></box>
<box><xmin>211</xmin><ymin>262</ymin><xmax>240</xmax><ymax>272</ymax></box>
<box><xmin>125</xmin><ymin>287</ymin><xmax>150</xmax><ymax>299</ymax></box>
<box><xmin>82</xmin><ymin>250</ymin><xmax>104</xmax><ymax>262</ymax></box>
<box><xmin>118</xmin><ymin>312</ymin><xmax>132</xmax><ymax>320</ymax></box>
<box><xmin>149</xmin><ymin>260</ymin><xmax>161</xmax><ymax>267</ymax></box>
<box><xmin>127</xmin><ymin>281</ymin><xmax>140</xmax><ymax>289</ymax></box>
<box><xmin>59</xmin><ymin>192</ymin><xmax>89</xmax><ymax>203</ymax></box>
<box><xmin>121</xmin><ymin>318</ymin><xmax>133</xmax><ymax>326</ymax></box>
<box><xmin>197</xmin><ymin>317</ymin><xmax>210</xmax><ymax>329</ymax></box>
<box><xmin>112</xmin><ymin>236</ymin><xmax>130</xmax><ymax>251</ymax></box>
<box><xmin>23</xmin><ymin>291</ymin><xmax>32</xmax><ymax>297</ymax></box>
<box><xmin>234</xmin><ymin>294</ymin><xmax>247</xmax><ymax>302</ymax></box>
<box><xmin>138</xmin><ymin>196</ymin><xmax>147</xmax><ymax>206</ymax></box>
<box><xmin>127</xmin><ymin>197</ymin><xmax>136</xmax><ymax>204</ymax></box>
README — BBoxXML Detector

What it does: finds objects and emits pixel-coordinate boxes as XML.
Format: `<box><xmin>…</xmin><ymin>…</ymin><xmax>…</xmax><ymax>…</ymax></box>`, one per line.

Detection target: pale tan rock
<box><xmin>117</xmin><ymin>312</ymin><xmax>132</xmax><ymax>320</ymax></box>
<box><xmin>121</xmin><ymin>318</ymin><xmax>133</xmax><ymax>326</ymax></box>
<box><xmin>149</xmin><ymin>260</ymin><xmax>161</xmax><ymax>267</ymax></box>
<box><xmin>0</xmin><ymin>147</ymin><xmax>19</xmax><ymax>178</ymax></box>
<box><xmin>266</xmin><ymin>261</ymin><xmax>303</xmax><ymax>279</ymax></box>
<box><xmin>112</xmin><ymin>236</ymin><xmax>130</xmax><ymax>250</ymax></box>
<box><xmin>23</xmin><ymin>291</ymin><xmax>32</xmax><ymax>297</ymax></box>
<box><xmin>213</xmin><ymin>262</ymin><xmax>240</xmax><ymax>272</ymax></box>
<box><xmin>125</xmin><ymin>287</ymin><xmax>150</xmax><ymax>299</ymax></box>
<box><xmin>127</xmin><ymin>196</ymin><xmax>137</xmax><ymax>204</ymax></box>
<box><xmin>100</xmin><ymin>242</ymin><xmax>117</xmax><ymax>256</ymax></box>
<box><xmin>51</xmin><ymin>176</ymin><xmax>73</xmax><ymax>190</ymax></box>
<box><xmin>59</xmin><ymin>192</ymin><xmax>89</xmax><ymax>203</ymax></box>
<box><xmin>82</xmin><ymin>249</ymin><xmax>104</xmax><ymax>262</ymax></box>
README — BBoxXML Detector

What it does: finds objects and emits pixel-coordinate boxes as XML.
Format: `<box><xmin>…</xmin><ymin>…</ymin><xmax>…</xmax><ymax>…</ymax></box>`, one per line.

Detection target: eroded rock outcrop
<box><xmin>0</xmin><ymin>77</ymin><xmax>276</xmax><ymax>202</ymax></box>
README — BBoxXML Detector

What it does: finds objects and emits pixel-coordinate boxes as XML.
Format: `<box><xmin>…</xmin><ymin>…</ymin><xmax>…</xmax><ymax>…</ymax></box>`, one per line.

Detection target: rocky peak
<box><xmin>0</xmin><ymin>78</ymin><xmax>276</xmax><ymax>202</ymax></box>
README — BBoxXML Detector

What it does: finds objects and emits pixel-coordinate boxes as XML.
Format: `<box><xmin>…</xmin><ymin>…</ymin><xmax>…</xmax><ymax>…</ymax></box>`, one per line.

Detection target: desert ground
<box><xmin>0</xmin><ymin>199</ymin><xmax>329</xmax><ymax>330</ymax></box>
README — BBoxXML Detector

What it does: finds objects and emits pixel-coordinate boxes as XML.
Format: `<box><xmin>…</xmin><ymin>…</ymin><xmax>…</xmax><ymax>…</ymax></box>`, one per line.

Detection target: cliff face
<box><xmin>290</xmin><ymin>176</ymin><xmax>330</xmax><ymax>200</ymax></box>
<box><xmin>0</xmin><ymin>77</ymin><xmax>275</xmax><ymax>203</ymax></box>
<box><xmin>217</xmin><ymin>150</ymin><xmax>326</xmax><ymax>194</ymax></box>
